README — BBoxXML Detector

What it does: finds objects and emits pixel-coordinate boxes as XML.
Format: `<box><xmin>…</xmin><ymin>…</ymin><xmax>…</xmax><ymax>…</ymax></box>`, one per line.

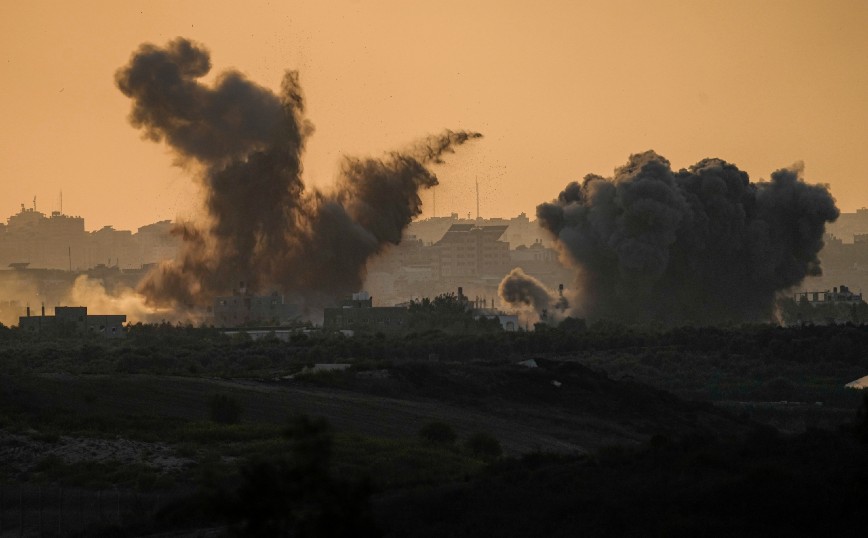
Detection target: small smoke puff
<box><xmin>498</xmin><ymin>268</ymin><xmax>568</xmax><ymax>324</ymax></box>
<box><xmin>538</xmin><ymin>151</ymin><xmax>839</xmax><ymax>325</ymax></box>
<box><xmin>0</xmin><ymin>275</ymin><xmax>40</xmax><ymax>327</ymax></box>
<box><xmin>499</xmin><ymin>268</ymin><xmax>557</xmax><ymax>312</ymax></box>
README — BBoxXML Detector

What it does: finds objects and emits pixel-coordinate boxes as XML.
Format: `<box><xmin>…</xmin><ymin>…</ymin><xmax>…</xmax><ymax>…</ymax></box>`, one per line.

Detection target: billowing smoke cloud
<box><xmin>116</xmin><ymin>38</ymin><xmax>480</xmax><ymax>308</ymax></box>
<box><xmin>498</xmin><ymin>268</ymin><xmax>568</xmax><ymax>323</ymax></box>
<box><xmin>534</xmin><ymin>151</ymin><xmax>838</xmax><ymax>325</ymax></box>
<box><xmin>0</xmin><ymin>274</ymin><xmax>177</xmax><ymax>327</ymax></box>
<box><xmin>0</xmin><ymin>274</ymin><xmax>39</xmax><ymax>327</ymax></box>
<box><xmin>66</xmin><ymin>276</ymin><xmax>177</xmax><ymax>324</ymax></box>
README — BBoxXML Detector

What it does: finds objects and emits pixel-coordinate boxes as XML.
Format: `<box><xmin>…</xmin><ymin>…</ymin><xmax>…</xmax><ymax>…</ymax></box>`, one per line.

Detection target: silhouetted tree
<box><xmin>407</xmin><ymin>293</ymin><xmax>499</xmax><ymax>333</ymax></box>
<box><xmin>855</xmin><ymin>393</ymin><xmax>868</xmax><ymax>444</ymax></box>
<box><xmin>558</xmin><ymin>316</ymin><xmax>587</xmax><ymax>333</ymax></box>
<box><xmin>220</xmin><ymin>416</ymin><xmax>380</xmax><ymax>537</ymax></box>
<box><xmin>419</xmin><ymin>421</ymin><xmax>458</xmax><ymax>446</ymax></box>
<box><xmin>465</xmin><ymin>432</ymin><xmax>503</xmax><ymax>460</ymax></box>
<box><xmin>209</xmin><ymin>394</ymin><xmax>243</xmax><ymax>424</ymax></box>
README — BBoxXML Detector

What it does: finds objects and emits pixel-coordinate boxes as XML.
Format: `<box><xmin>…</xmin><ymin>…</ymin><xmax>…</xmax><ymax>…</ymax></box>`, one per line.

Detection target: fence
<box><xmin>0</xmin><ymin>484</ymin><xmax>186</xmax><ymax>536</ymax></box>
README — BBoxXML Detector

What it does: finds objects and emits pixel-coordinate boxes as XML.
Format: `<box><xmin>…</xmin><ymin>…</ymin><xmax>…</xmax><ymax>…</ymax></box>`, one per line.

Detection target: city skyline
<box><xmin>2</xmin><ymin>1</ymin><xmax>867</xmax><ymax>232</ymax></box>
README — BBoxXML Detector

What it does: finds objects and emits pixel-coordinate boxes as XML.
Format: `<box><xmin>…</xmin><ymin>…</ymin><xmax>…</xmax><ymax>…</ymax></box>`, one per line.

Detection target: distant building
<box><xmin>322</xmin><ymin>292</ymin><xmax>409</xmax><ymax>333</ymax></box>
<box><xmin>510</xmin><ymin>240</ymin><xmax>557</xmax><ymax>264</ymax></box>
<box><xmin>434</xmin><ymin>224</ymin><xmax>511</xmax><ymax>280</ymax></box>
<box><xmin>406</xmin><ymin>213</ymin><xmax>550</xmax><ymax>248</ymax></box>
<box><xmin>826</xmin><ymin>208</ymin><xmax>868</xmax><ymax>244</ymax></box>
<box><xmin>509</xmin><ymin>240</ymin><xmax>572</xmax><ymax>289</ymax></box>
<box><xmin>0</xmin><ymin>300</ymin><xmax>27</xmax><ymax>327</ymax></box>
<box><xmin>0</xmin><ymin>205</ymin><xmax>180</xmax><ymax>271</ymax></box>
<box><xmin>476</xmin><ymin>313</ymin><xmax>519</xmax><ymax>332</ymax></box>
<box><xmin>136</xmin><ymin>220</ymin><xmax>179</xmax><ymax>265</ymax></box>
<box><xmin>213</xmin><ymin>287</ymin><xmax>301</xmax><ymax>327</ymax></box>
<box><xmin>18</xmin><ymin>305</ymin><xmax>126</xmax><ymax>337</ymax></box>
<box><xmin>793</xmin><ymin>284</ymin><xmax>864</xmax><ymax>305</ymax></box>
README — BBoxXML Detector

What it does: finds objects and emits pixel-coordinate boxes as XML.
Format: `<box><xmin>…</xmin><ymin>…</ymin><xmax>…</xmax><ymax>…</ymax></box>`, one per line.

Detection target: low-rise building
<box><xmin>213</xmin><ymin>289</ymin><xmax>300</xmax><ymax>327</ymax></box>
<box><xmin>18</xmin><ymin>305</ymin><xmax>126</xmax><ymax>337</ymax></box>
<box><xmin>793</xmin><ymin>284</ymin><xmax>864</xmax><ymax>305</ymax></box>
<box><xmin>323</xmin><ymin>292</ymin><xmax>409</xmax><ymax>333</ymax></box>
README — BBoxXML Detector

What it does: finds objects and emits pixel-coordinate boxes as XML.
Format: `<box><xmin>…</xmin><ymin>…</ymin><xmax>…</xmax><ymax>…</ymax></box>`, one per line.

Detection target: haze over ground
<box><xmin>2</xmin><ymin>0</ymin><xmax>867</xmax><ymax>232</ymax></box>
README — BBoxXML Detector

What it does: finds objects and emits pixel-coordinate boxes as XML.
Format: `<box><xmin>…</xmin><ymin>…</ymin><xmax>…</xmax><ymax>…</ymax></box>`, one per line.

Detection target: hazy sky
<box><xmin>2</xmin><ymin>0</ymin><xmax>867</xmax><ymax>231</ymax></box>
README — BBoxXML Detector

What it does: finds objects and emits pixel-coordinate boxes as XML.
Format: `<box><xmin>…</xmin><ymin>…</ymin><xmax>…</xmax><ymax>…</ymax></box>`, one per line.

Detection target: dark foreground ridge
<box><xmin>0</xmin><ymin>322</ymin><xmax>866</xmax><ymax>535</ymax></box>
<box><xmin>378</xmin><ymin>420</ymin><xmax>868</xmax><ymax>537</ymax></box>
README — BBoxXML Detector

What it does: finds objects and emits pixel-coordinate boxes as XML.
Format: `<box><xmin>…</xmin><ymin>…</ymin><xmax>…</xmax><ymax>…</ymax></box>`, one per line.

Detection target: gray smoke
<box><xmin>535</xmin><ymin>151</ymin><xmax>838</xmax><ymax>325</ymax></box>
<box><xmin>116</xmin><ymin>38</ymin><xmax>480</xmax><ymax>307</ymax></box>
<box><xmin>498</xmin><ymin>268</ymin><xmax>567</xmax><ymax>317</ymax></box>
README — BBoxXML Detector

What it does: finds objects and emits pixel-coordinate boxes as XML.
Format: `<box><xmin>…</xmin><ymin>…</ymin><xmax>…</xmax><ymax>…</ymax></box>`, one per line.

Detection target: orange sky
<box><xmin>1</xmin><ymin>0</ymin><xmax>867</xmax><ymax>231</ymax></box>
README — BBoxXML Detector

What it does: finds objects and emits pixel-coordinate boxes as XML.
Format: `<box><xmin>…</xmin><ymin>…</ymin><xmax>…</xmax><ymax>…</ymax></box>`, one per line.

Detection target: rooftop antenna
<box><xmin>475</xmin><ymin>177</ymin><xmax>480</xmax><ymax>220</ymax></box>
<box><xmin>60</xmin><ymin>190</ymin><xmax>62</xmax><ymax>214</ymax></box>
<box><xmin>33</xmin><ymin>196</ymin><xmax>36</xmax><ymax>211</ymax></box>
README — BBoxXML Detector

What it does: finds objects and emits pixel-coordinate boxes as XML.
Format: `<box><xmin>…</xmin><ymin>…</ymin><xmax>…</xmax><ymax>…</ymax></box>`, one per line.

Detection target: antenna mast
<box><xmin>475</xmin><ymin>178</ymin><xmax>480</xmax><ymax>220</ymax></box>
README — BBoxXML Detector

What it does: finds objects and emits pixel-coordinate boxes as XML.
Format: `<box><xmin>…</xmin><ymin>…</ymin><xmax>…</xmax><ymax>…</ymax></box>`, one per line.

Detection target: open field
<box><xmin>1</xmin><ymin>357</ymin><xmax>749</xmax><ymax>468</ymax></box>
<box><xmin>0</xmin><ymin>358</ymin><xmax>755</xmax><ymax>535</ymax></box>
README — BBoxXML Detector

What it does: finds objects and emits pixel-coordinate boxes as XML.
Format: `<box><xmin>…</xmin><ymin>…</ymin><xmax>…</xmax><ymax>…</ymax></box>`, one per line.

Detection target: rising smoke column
<box><xmin>116</xmin><ymin>38</ymin><xmax>480</xmax><ymax>307</ymax></box>
<box><xmin>531</xmin><ymin>151</ymin><xmax>838</xmax><ymax>325</ymax></box>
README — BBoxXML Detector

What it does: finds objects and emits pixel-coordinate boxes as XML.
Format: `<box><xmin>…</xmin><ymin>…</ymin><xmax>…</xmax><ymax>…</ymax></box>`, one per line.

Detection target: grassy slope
<box><xmin>2</xmin><ymin>357</ymin><xmax>750</xmax><ymax>456</ymax></box>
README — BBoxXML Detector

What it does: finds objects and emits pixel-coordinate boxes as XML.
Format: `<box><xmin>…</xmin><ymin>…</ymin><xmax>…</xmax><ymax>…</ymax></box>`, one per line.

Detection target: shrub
<box><xmin>208</xmin><ymin>394</ymin><xmax>243</xmax><ymax>424</ymax></box>
<box><xmin>465</xmin><ymin>432</ymin><xmax>502</xmax><ymax>460</ymax></box>
<box><xmin>29</xmin><ymin>429</ymin><xmax>61</xmax><ymax>443</ymax></box>
<box><xmin>419</xmin><ymin>421</ymin><xmax>458</xmax><ymax>446</ymax></box>
<box><xmin>855</xmin><ymin>393</ymin><xmax>868</xmax><ymax>444</ymax></box>
<box><xmin>216</xmin><ymin>415</ymin><xmax>380</xmax><ymax>537</ymax></box>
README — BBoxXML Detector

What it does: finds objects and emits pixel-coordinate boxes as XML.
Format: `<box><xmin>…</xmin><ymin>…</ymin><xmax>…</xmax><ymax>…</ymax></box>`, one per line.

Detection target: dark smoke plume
<box><xmin>116</xmin><ymin>38</ymin><xmax>481</xmax><ymax>307</ymax></box>
<box><xmin>499</xmin><ymin>268</ymin><xmax>567</xmax><ymax>319</ymax></box>
<box><xmin>533</xmin><ymin>151</ymin><xmax>838</xmax><ymax>325</ymax></box>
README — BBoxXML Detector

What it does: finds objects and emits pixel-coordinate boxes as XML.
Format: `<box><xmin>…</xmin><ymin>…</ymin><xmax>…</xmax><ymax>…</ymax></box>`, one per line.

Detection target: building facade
<box><xmin>322</xmin><ymin>293</ymin><xmax>409</xmax><ymax>333</ymax></box>
<box><xmin>212</xmin><ymin>290</ymin><xmax>301</xmax><ymax>327</ymax></box>
<box><xmin>434</xmin><ymin>224</ymin><xmax>511</xmax><ymax>279</ymax></box>
<box><xmin>793</xmin><ymin>284</ymin><xmax>864</xmax><ymax>306</ymax></box>
<box><xmin>0</xmin><ymin>206</ymin><xmax>179</xmax><ymax>271</ymax></box>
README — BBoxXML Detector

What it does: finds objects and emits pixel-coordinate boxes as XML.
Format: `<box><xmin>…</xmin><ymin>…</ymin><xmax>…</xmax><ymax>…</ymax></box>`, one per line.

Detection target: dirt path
<box><xmin>22</xmin><ymin>373</ymin><xmax>645</xmax><ymax>455</ymax></box>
